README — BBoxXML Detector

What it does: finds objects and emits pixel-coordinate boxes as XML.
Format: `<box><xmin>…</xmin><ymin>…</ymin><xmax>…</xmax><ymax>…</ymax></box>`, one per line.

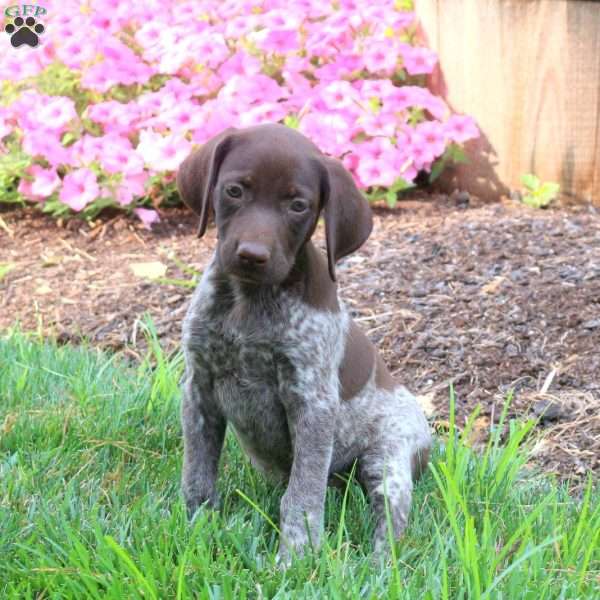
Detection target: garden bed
<box><xmin>1</xmin><ymin>194</ymin><xmax>599</xmax><ymax>483</ymax></box>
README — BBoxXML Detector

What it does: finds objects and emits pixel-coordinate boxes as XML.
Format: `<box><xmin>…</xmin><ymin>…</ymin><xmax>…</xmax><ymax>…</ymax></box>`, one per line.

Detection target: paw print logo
<box><xmin>5</xmin><ymin>16</ymin><xmax>45</xmax><ymax>48</ymax></box>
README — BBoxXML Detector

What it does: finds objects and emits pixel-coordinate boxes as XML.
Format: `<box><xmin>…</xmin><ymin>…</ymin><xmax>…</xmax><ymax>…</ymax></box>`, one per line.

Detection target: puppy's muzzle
<box><xmin>236</xmin><ymin>241</ymin><xmax>271</xmax><ymax>269</ymax></box>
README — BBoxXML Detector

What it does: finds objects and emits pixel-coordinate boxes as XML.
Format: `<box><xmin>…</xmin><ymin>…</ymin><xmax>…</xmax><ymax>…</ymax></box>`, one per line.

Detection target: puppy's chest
<box><xmin>191</xmin><ymin>286</ymin><xmax>340</xmax><ymax>379</ymax></box>
<box><xmin>202</xmin><ymin>327</ymin><xmax>286</xmax><ymax>389</ymax></box>
<box><xmin>186</xmin><ymin>277</ymin><xmax>347</xmax><ymax>419</ymax></box>
<box><xmin>191</xmin><ymin>301</ymin><xmax>304</xmax><ymax>414</ymax></box>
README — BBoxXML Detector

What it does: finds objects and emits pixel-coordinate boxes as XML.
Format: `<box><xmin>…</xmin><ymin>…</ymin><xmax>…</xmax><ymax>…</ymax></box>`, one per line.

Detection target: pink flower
<box><xmin>29</xmin><ymin>165</ymin><xmax>60</xmax><ymax>199</ymax></box>
<box><xmin>342</xmin><ymin>152</ymin><xmax>360</xmax><ymax>174</ymax></box>
<box><xmin>190</xmin><ymin>103</ymin><xmax>238</xmax><ymax>144</ymax></box>
<box><xmin>15</xmin><ymin>93</ymin><xmax>76</xmax><ymax>133</ymax></box>
<box><xmin>135</xmin><ymin>21</ymin><xmax>163</xmax><ymax>51</ymax></box>
<box><xmin>444</xmin><ymin>115</ymin><xmax>480</xmax><ymax>143</ymax></box>
<box><xmin>37</xmin><ymin>97</ymin><xmax>78</xmax><ymax>131</ymax></box>
<box><xmin>22</xmin><ymin>129</ymin><xmax>71</xmax><ymax>167</ymax></box>
<box><xmin>137</xmin><ymin>130</ymin><xmax>192</xmax><ymax>172</ymax></box>
<box><xmin>90</xmin><ymin>12</ymin><xmax>120</xmax><ymax>34</ymax></box>
<box><xmin>356</xmin><ymin>156</ymin><xmax>398</xmax><ymax>188</ymax></box>
<box><xmin>358</xmin><ymin>111</ymin><xmax>397</xmax><ymax>137</ymax></box>
<box><xmin>358</xmin><ymin>79</ymin><xmax>398</xmax><ymax>102</ymax></box>
<box><xmin>218</xmin><ymin>51</ymin><xmax>262</xmax><ymax>80</ymax></box>
<box><xmin>116</xmin><ymin>172</ymin><xmax>149</xmax><ymax>205</ymax></box>
<box><xmin>193</xmin><ymin>32</ymin><xmax>230</xmax><ymax>68</ymax></box>
<box><xmin>399</xmin><ymin>160</ymin><xmax>418</xmax><ymax>184</ymax></box>
<box><xmin>0</xmin><ymin>0</ymin><xmax>478</xmax><ymax>208</ymax></box>
<box><xmin>218</xmin><ymin>74</ymin><xmax>287</xmax><ymax>107</ymax></box>
<box><xmin>314</xmin><ymin>55</ymin><xmax>363</xmax><ymax>81</ymax></box>
<box><xmin>283</xmin><ymin>71</ymin><xmax>313</xmax><ymax>107</ymax></box>
<box><xmin>86</xmin><ymin>101</ymin><xmax>140</xmax><ymax>135</ymax></box>
<box><xmin>100</xmin><ymin>138</ymin><xmax>145</xmax><ymax>175</ymax></box>
<box><xmin>261</xmin><ymin>9</ymin><xmax>303</xmax><ymax>30</ymax></box>
<box><xmin>18</xmin><ymin>177</ymin><xmax>34</xmax><ymax>200</ymax></box>
<box><xmin>408</xmin><ymin>130</ymin><xmax>436</xmax><ymax>171</ymax></box>
<box><xmin>416</xmin><ymin>120</ymin><xmax>447</xmax><ymax>158</ymax></box>
<box><xmin>252</xmin><ymin>29</ymin><xmax>301</xmax><ymax>54</ymax></box>
<box><xmin>389</xmin><ymin>86</ymin><xmax>425</xmax><ymax>110</ymax></box>
<box><xmin>224</xmin><ymin>15</ymin><xmax>258</xmax><ymax>39</ymax></box>
<box><xmin>134</xmin><ymin>208</ymin><xmax>160</xmax><ymax>229</ymax></box>
<box><xmin>0</xmin><ymin>54</ymin><xmax>44</xmax><ymax>81</ymax></box>
<box><xmin>357</xmin><ymin>137</ymin><xmax>397</xmax><ymax>161</ymax></box>
<box><xmin>69</xmin><ymin>135</ymin><xmax>105</xmax><ymax>165</ymax></box>
<box><xmin>81</xmin><ymin>38</ymin><xmax>152</xmax><ymax>91</ymax></box>
<box><xmin>321</xmin><ymin>80</ymin><xmax>359</xmax><ymax>110</ymax></box>
<box><xmin>162</xmin><ymin>78</ymin><xmax>196</xmax><ymax>101</ymax></box>
<box><xmin>149</xmin><ymin>102</ymin><xmax>206</xmax><ymax>133</ymax></box>
<box><xmin>238</xmin><ymin>103</ymin><xmax>288</xmax><ymax>127</ymax></box>
<box><xmin>389</xmin><ymin>86</ymin><xmax>448</xmax><ymax>120</ymax></box>
<box><xmin>59</xmin><ymin>168</ymin><xmax>100</xmax><ymax>211</ymax></box>
<box><xmin>400</xmin><ymin>44</ymin><xmax>438</xmax><ymax>75</ymax></box>
<box><xmin>55</xmin><ymin>36</ymin><xmax>96</xmax><ymax>69</ymax></box>
<box><xmin>363</xmin><ymin>41</ymin><xmax>399</xmax><ymax>74</ymax></box>
<box><xmin>299</xmin><ymin>112</ymin><xmax>353</xmax><ymax>156</ymax></box>
<box><xmin>353</xmin><ymin>137</ymin><xmax>415</xmax><ymax>187</ymax></box>
<box><xmin>368</xmin><ymin>8</ymin><xmax>415</xmax><ymax>31</ymax></box>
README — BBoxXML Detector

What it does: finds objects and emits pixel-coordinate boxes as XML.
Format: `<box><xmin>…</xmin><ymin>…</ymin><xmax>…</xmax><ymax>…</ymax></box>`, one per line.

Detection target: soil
<box><xmin>1</xmin><ymin>194</ymin><xmax>599</xmax><ymax>486</ymax></box>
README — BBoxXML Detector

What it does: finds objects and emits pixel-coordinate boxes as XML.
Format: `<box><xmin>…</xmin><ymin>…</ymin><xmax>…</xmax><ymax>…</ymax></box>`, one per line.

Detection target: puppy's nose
<box><xmin>236</xmin><ymin>241</ymin><xmax>270</xmax><ymax>266</ymax></box>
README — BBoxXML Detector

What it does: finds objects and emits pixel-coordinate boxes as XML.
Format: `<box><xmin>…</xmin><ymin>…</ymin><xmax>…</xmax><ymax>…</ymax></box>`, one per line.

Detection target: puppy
<box><xmin>177</xmin><ymin>123</ymin><xmax>431</xmax><ymax>563</ymax></box>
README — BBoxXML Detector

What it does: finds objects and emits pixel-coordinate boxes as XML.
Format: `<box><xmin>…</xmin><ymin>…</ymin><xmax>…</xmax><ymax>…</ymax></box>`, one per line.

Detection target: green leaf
<box><xmin>367</xmin><ymin>97</ymin><xmax>381</xmax><ymax>113</ymax></box>
<box><xmin>521</xmin><ymin>173</ymin><xmax>540</xmax><ymax>191</ymax></box>
<box><xmin>449</xmin><ymin>144</ymin><xmax>468</xmax><ymax>164</ymax></box>
<box><xmin>538</xmin><ymin>182</ymin><xmax>560</xmax><ymax>204</ymax></box>
<box><xmin>385</xmin><ymin>190</ymin><xmax>398</xmax><ymax>208</ymax></box>
<box><xmin>521</xmin><ymin>194</ymin><xmax>542</xmax><ymax>209</ymax></box>
<box><xmin>283</xmin><ymin>114</ymin><xmax>300</xmax><ymax>129</ymax></box>
<box><xmin>0</xmin><ymin>263</ymin><xmax>16</xmax><ymax>282</ymax></box>
<box><xmin>61</xmin><ymin>131</ymin><xmax>79</xmax><ymax>146</ymax></box>
<box><xmin>408</xmin><ymin>107</ymin><xmax>425</xmax><ymax>125</ymax></box>
<box><xmin>390</xmin><ymin>176</ymin><xmax>413</xmax><ymax>193</ymax></box>
<box><xmin>393</xmin><ymin>68</ymin><xmax>407</xmax><ymax>83</ymax></box>
<box><xmin>395</xmin><ymin>0</ymin><xmax>414</xmax><ymax>10</ymax></box>
<box><xmin>429</xmin><ymin>157</ymin><xmax>446</xmax><ymax>183</ymax></box>
<box><xmin>41</xmin><ymin>198</ymin><xmax>72</xmax><ymax>217</ymax></box>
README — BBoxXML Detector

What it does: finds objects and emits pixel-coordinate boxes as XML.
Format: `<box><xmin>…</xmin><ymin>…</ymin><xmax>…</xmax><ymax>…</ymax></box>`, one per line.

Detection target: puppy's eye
<box><xmin>225</xmin><ymin>184</ymin><xmax>243</xmax><ymax>199</ymax></box>
<box><xmin>289</xmin><ymin>199</ymin><xmax>308</xmax><ymax>213</ymax></box>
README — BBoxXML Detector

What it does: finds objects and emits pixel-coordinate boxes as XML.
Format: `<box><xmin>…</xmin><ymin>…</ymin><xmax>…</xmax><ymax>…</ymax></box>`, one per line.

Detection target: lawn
<box><xmin>1</xmin><ymin>326</ymin><xmax>598</xmax><ymax>599</ymax></box>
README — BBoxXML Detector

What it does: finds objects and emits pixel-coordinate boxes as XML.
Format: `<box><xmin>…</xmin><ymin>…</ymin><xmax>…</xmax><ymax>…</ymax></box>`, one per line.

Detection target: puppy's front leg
<box><xmin>181</xmin><ymin>364</ymin><xmax>225</xmax><ymax>518</ymax></box>
<box><xmin>277</xmin><ymin>389</ymin><xmax>337</xmax><ymax>565</ymax></box>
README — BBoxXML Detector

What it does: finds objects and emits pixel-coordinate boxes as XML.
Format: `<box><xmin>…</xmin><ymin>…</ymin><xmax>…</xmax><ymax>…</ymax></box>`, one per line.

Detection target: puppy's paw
<box><xmin>275</xmin><ymin>547</ymin><xmax>293</xmax><ymax>569</ymax></box>
<box><xmin>275</xmin><ymin>522</ymin><xmax>313</xmax><ymax>568</ymax></box>
<box><xmin>275</xmin><ymin>536</ymin><xmax>308</xmax><ymax>569</ymax></box>
<box><xmin>183</xmin><ymin>490</ymin><xmax>220</xmax><ymax>521</ymax></box>
<box><xmin>372</xmin><ymin>519</ymin><xmax>406</xmax><ymax>557</ymax></box>
<box><xmin>372</xmin><ymin>533</ymin><xmax>394</xmax><ymax>563</ymax></box>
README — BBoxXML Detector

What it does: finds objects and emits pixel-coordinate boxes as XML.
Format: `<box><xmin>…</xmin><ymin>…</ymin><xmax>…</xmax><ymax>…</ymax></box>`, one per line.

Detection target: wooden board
<box><xmin>417</xmin><ymin>0</ymin><xmax>600</xmax><ymax>204</ymax></box>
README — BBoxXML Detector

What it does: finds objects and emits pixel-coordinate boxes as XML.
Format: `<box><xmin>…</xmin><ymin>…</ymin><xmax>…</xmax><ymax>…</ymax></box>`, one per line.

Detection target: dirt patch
<box><xmin>1</xmin><ymin>195</ymin><xmax>599</xmax><ymax>484</ymax></box>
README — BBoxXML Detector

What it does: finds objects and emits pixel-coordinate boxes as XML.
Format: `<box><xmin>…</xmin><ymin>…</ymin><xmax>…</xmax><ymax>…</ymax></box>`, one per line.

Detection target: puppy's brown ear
<box><xmin>176</xmin><ymin>128</ymin><xmax>236</xmax><ymax>238</ymax></box>
<box><xmin>320</xmin><ymin>157</ymin><xmax>373</xmax><ymax>281</ymax></box>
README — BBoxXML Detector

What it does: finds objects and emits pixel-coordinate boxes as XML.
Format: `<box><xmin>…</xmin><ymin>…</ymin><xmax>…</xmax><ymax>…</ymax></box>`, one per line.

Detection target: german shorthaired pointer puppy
<box><xmin>177</xmin><ymin>123</ymin><xmax>431</xmax><ymax>564</ymax></box>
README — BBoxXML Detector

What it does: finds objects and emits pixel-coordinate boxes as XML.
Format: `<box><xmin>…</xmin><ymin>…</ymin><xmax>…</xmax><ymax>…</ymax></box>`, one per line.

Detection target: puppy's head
<box><xmin>177</xmin><ymin>123</ymin><xmax>372</xmax><ymax>284</ymax></box>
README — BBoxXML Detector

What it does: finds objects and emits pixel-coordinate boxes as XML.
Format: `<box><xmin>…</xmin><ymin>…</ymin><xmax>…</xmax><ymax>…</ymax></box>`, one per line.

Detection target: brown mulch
<box><xmin>1</xmin><ymin>194</ymin><xmax>599</xmax><ymax>484</ymax></box>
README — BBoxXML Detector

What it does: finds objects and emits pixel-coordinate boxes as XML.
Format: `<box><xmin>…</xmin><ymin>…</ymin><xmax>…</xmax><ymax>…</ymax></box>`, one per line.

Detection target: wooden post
<box><xmin>417</xmin><ymin>0</ymin><xmax>600</xmax><ymax>204</ymax></box>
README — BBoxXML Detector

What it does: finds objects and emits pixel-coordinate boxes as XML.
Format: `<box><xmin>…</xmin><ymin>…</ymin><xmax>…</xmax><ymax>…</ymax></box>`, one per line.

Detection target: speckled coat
<box><xmin>177</xmin><ymin>124</ymin><xmax>431</xmax><ymax>564</ymax></box>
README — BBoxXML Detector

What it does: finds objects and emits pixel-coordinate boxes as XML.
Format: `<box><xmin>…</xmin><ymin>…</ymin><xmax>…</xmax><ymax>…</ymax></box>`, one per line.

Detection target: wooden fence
<box><xmin>417</xmin><ymin>0</ymin><xmax>600</xmax><ymax>204</ymax></box>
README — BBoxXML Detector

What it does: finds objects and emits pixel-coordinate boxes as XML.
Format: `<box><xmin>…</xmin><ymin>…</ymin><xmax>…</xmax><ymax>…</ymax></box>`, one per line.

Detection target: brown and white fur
<box><xmin>177</xmin><ymin>123</ymin><xmax>431</xmax><ymax>564</ymax></box>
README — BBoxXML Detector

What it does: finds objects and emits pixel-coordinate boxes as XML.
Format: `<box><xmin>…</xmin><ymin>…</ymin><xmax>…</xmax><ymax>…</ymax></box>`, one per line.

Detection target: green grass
<box><xmin>1</xmin><ymin>328</ymin><xmax>598</xmax><ymax>599</ymax></box>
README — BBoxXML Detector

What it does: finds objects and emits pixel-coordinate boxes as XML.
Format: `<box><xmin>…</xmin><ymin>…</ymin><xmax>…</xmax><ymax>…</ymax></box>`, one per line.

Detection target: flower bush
<box><xmin>0</xmin><ymin>0</ymin><xmax>479</xmax><ymax>226</ymax></box>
